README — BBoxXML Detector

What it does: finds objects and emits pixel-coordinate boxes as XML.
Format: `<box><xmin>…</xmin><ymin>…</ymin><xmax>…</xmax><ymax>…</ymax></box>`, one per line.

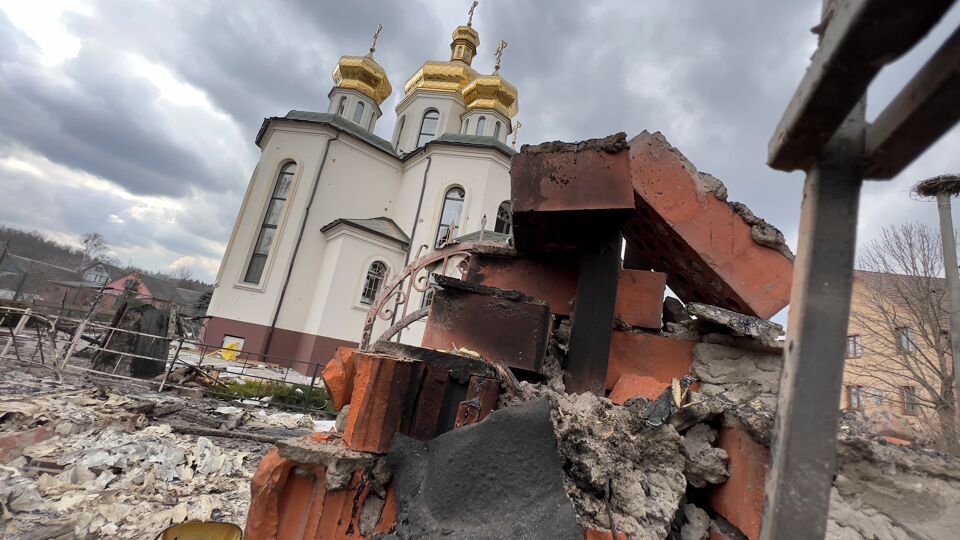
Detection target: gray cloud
<box><xmin>1</xmin><ymin>0</ymin><xmax>959</xmax><ymax>285</ymax></box>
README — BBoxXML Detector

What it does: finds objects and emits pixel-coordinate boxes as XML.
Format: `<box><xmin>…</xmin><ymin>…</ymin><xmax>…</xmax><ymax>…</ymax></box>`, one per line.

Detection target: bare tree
<box><xmin>849</xmin><ymin>222</ymin><xmax>959</xmax><ymax>453</ymax></box>
<box><xmin>171</xmin><ymin>266</ymin><xmax>193</xmax><ymax>286</ymax></box>
<box><xmin>80</xmin><ymin>232</ymin><xmax>108</xmax><ymax>267</ymax></box>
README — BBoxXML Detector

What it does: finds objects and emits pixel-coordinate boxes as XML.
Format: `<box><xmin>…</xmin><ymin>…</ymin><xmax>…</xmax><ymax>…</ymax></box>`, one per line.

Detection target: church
<box><xmin>203</xmin><ymin>6</ymin><xmax>519</xmax><ymax>369</ymax></box>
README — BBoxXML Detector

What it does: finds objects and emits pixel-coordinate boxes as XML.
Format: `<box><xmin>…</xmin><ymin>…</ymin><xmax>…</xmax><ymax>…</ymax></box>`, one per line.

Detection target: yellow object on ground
<box><xmin>155</xmin><ymin>521</ymin><xmax>242</xmax><ymax>540</ymax></box>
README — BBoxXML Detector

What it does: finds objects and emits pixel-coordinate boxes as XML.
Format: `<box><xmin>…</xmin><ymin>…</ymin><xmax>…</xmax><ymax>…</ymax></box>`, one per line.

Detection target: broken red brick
<box><xmin>0</xmin><ymin>427</ymin><xmax>53</xmax><ymax>464</ymax></box>
<box><xmin>708</xmin><ymin>427</ymin><xmax>769</xmax><ymax>540</ymax></box>
<box><xmin>464</xmin><ymin>255</ymin><xmax>579</xmax><ymax>316</ymax></box>
<box><xmin>421</xmin><ymin>282</ymin><xmax>551</xmax><ymax>373</ymax></box>
<box><xmin>343</xmin><ymin>353</ymin><xmax>416</xmax><ymax>454</ymax></box>
<box><xmin>606</xmin><ymin>331</ymin><xmax>695</xmax><ymax>390</ymax></box>
<box><xmin>626</xmin><ymin>131</ymin><xmax>792</xmax><ymax>319</ymax></box>
<box><xmin>408</xmin><ymin>365</ymin><xmax>450</xmax><ymax>441</ymax></box>
<box><xmin>322</xmin><ymin>347</ymin><xmax>359</xmax><ymax>410</ymax></box>
<box><xmin>374</xmin><ymin>483</ymin><xmax>399</xmax><ymax>535</ymax></box>
<box><xmin>880</xmin><ymin>435</ymin><xmax>912</xmax><ymax>446</ymax></box>
<box><xmin>244</xmin><ymin>448</ymin><xmax>297</xmax><ymax>539</ymax></box>
<box><xmin>511</xmin><ymin>134</ymin><xmax>634</xmax><ymax>253</ymax></box>
<box><xmin>608</xmin><ymin>374</ymin><xmax>671</xmax><ymax>405</ymax></box>
<box><xmin>454</xmin><ymin>375</ymin><xmax>501</xmax><ymax>428</ymax></box>
<box><xmin>614</xmin><ymin>269</ymin><xmax>666</xmax><ymax>329</ymax></box>
<box><xmin>584</xmin><ymin>528</ymin><xmax>629</xmax><ymax>540</ymax></box>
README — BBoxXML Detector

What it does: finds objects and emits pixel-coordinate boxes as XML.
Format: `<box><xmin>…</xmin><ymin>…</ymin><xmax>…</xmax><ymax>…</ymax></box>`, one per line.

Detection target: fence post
<box><xmin>57</xmin><ymin>319</ymin><xmax>87</xmax><ymax>373</ymax></box>
<box><xmin>1</xmin><ymin>307</ymin><xmax>31</xmax><ymax>360</ymax></box>
<box><xmin>159</xmin><ymin>337</ymin><xmax>185</xmax><ymax>392</ymax></box>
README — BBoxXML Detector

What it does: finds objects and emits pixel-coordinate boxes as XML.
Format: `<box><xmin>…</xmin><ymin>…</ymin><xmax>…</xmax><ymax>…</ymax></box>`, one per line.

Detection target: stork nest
<box><xmin>913</xmin><ymin>174</ymin><xmax>960</xmax><ymax>198</ymax></box>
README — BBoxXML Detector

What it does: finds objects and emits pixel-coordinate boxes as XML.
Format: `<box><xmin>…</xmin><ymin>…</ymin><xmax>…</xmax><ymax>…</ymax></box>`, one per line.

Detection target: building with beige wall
<box><xmin>203</xmin><ymin>14</ymin><xmax>519</xmax><ymax>370</ymax></box>
<box><xmin>842</xmin><ymin>270</ymin><xmax>956</xmax><ymax>445</ymax></box>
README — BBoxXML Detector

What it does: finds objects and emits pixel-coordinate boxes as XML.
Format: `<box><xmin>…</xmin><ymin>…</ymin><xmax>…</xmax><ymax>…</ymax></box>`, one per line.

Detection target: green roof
<box><xmin>257</xmin><ymin>111</ymin><xmax>397</xmax><ymax>156</ymax></box>
<box><xmin>320</xmin><ymin>217</ymin><xmax>410</xmax><ymax>247</ymax></box>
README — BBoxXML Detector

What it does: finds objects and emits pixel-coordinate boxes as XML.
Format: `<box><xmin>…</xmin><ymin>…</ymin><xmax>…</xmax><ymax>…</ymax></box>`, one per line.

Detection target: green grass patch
<box><xmin>216</xmin><ymin>379</ymin><xmax>336</xmax><ymax>413</ymax></box>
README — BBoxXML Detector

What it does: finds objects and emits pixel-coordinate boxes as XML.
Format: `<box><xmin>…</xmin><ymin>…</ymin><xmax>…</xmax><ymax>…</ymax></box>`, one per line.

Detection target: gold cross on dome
<box><xmin>494</xmin><ymin>40</ymin><xmax>507</xmax><ymax>72</ymax></box>
<box><xmin>369</xmin><ymin>23</ymin><xmax>383</xmax><ymax>56</ymax></box>
<box><xmin>512</xmin><ymin>120</ymin><xmax>522</xmax><ymax>149</ymax></box>
<box><xmin>467</xmin><ymin>1</ymin><xmax>479</xmax><ymax>26</ymax></box>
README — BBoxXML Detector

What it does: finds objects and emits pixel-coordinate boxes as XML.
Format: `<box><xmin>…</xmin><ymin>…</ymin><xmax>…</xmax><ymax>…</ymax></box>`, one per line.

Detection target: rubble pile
<box><xmin>0</xmin><ymin>367</ymin><xmax>324</xmax><ymax>538</ymax></box>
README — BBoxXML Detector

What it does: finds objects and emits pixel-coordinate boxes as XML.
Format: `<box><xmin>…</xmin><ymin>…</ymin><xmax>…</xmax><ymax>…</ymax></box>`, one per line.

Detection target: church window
<box><xmin>494</xmin><ymin>201</ymin><xmax>512</xmax><ymax>235</ymax></box>
<box><xmin>418</xmin><ymin>109</ymin><xmax>440</xmax><ymax>147</ymax></box>
<box><xmin>462</xmin><ymin>119</ymin><xmax>470</xmax><ymax>134</ymax></box>
<box><xmin>337</xmin><ymin>96</ymin><xmax>347</xmax><ymax>116</ymax></box>
<box><xmin>353</xmin><ymin>101</ymin><xmax>365</xmax><ymax>123</ymax></box>
<box><xmin>435</xmin><ymin>187</ymin><xmax>465</xmax><ymax>248</ymax></box>
<box><xmin>360</xmin><ymin>261</ymin><xmax>388</xmax><ymax>305</ymax></box>
<box><xmin>494</xmin><ymin>121</ymin><xmax>502</xmax><ymax>140</ymax></box>
<box><xmin>244</xmin><ymin>162</ymin><xmax>297</xmax><ymax>283</ymax></box>
<box><xmin>475</xmin><ymin>116</ymin><xmax>486</xmax><ymax>136</ymax></box>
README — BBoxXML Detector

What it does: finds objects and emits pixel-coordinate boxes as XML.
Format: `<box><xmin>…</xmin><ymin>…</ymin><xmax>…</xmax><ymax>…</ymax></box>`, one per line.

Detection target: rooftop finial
<box><xmin>368</xmin><ymin>23</ymin><xmax>383</xmax><ymax>57</ymax></box>
<box><xmin>494</xmin><ymin>40</ymin><xmax>507</xmax><ymax>73</ymax></box>
<box><xmin>467</xmin><ymin>1</ymin><xmax>479</xmax><ymax>27</ymax></box>
<box><xmin>512</xmin><ymin>120</ymin><xmax>522</xmax><ymax>149</ymax></box>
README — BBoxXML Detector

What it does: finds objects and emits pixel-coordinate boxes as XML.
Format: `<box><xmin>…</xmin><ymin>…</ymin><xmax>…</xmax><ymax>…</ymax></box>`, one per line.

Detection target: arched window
<box><xmin>244</xmin><ymin>162</ymin><xmax>297</xmax><ymax>283</ymax></box>
<box><xmin>395</xmin><ymin>116</ymin><xmax>406</xmax><ymax>147</ymax></box>
<box><xmin>462</xmin><ymin>119</ymin><xmax>470</xmax><ymax>134</ymax></box>
<box><xmin>336</xmin><ymin>96</ymin><xmax>347</xmax><ymax>116</ymax></box>
<box><xmin>353</xmin><ymin>101</ymin><xmax>365</xmax><ymax>123</ymax></box>
<box><xmin>494</xmin><ymin>201</ymin><xmax>512</xmax><ymax>235</ymax></box>
<box><xmin>475</xmin><ymin>116</ymin><xmax>486</xmax><ymax>136</ymax></box>
<box><xmin>435</xmin><ymin>187</ymin><xmax>465</xmax><ymax>248</ymax></box>
<box><xmin>360</xmin><ymin>261</ymin><xmax>388</xmax><ymax>305</ymax></box>
<box><xmin>417</xmin><ymin>109</ymin><xmax>440</xmax><ymax>147</ymax></box>
<box><xmin>493</xmin><ymin>121</ymin><xmax>502</xmax><ymax>140</ymax></box>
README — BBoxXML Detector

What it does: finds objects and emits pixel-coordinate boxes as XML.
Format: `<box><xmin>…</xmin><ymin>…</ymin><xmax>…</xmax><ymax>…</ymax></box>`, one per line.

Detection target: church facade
<box><xmin>203</xmin><ymin>14</ymin><xmax>519</xmax><ymax>369</ymax></box>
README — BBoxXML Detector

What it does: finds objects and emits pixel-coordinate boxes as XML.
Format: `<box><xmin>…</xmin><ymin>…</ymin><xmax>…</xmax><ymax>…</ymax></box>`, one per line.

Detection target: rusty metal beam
<box><xmin>865</xmin><ymin>24</ymin><xmax>960</xmax><ymax>179</ymax></box>
<box><xmin>761</xmin><ymin>101</ymin><xmax>865</xmax><ymax>540</ymax></box>
<box><xmin>768</xmin><ymin>0</ymin><xmax>955</xmax><ymax>172</ymax></box>
<box><xmin>564</xmin><ymin>231</ymin><xmax>622</xmax><ymax>395</ymax></box>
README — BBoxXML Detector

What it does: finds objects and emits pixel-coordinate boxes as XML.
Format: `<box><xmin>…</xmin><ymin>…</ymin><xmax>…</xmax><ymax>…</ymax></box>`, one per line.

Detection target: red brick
<box><xmin>421</xmin><ymin>285</ymin><xmax>551</xmax><ymax>373</ymax></box>
<box><xmin>880</xmin><ymin>435</ymin><xmax>912</xmax><ymax>446</ymax></box>
<box><xmin>0</xmin><ymin>427</ymin><xmax>54</xmax><ymax>464</ymax></box>
<box><xmin>615</xmin><ymin>269</ymin><xmax>666</xmax><ymax>329</ymax></box>
<box><xmin>244</xmin><ymin>448</ymin><xmax>298</xmax><ymax>539</ymax></box>
<box><xmin>606</xmin><ymin>331</ymin><xmax>695</xmax><ymax>390</ymax></box>
<box><xmin>408</xmin><ymin>365</ymin><xmax>450</xmax><ymax>441</ymax></box>
<box><xmin>464</xmin><ymin>255</ymin><xmax>579</xmax><ymax>316</ymax></box>
<box><xmin>584</xmin><ymin>528</ymin><xmax>629</xmax><ymax>540</ymax></box>
<box><xmin>454</xmin><ymin>376</ymin><xmax>501</xmax><ymax>428</ymax></box>
<box><xmin>511</xmin><ymin>135</ymin><xmax>634</xmax><ymax>253</ymax></box>
<box><xmin>374</xmin><ymin>483</ymin><xmax>398</xmax><ymax>535</ymax></box>
<box><xmin>343</xmin><ymin>354</ymin><xmax>416</xmax><ymax>454</ymax></box>
<box><xmin>608</xmin><ymin>374</ymin><xmax>671</xmax><ymax>404</ymax></box>
<box><xmin>626</xmin><ymin>131</ymin><xmax>792</xmax><ymax>319</ymax></box>
<box><xmin>322</xmin><ymin>347</ymin><xmax>359</xmax><ymax>410</ymax></box>
<box><xmin>708</xmin><ymin>427</ymin><xmax>769</xmax><ymax>540</ymax></box>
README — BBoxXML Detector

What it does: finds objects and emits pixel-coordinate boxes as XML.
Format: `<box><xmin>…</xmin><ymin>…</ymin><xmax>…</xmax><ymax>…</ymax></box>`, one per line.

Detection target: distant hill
<box><xmin>0</xmin><ymin>225</ymin><xmax>212</xmax><ymax>293</ymax></box>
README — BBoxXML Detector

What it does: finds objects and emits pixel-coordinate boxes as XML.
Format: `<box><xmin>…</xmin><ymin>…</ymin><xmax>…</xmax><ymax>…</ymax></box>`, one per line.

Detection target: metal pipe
<box><xmin>406</xmin><ymin>156</ymin><xmax>432</xmax><ymax>265</ymax></box>
<box><xmin>262</xmin><ymin>133</ymin><xmax>339</xmax><ymax>357</ymax></box>
<box><xmin>936</xmin><ymin>192</ymin><xmax>960</xmax><ymax>401</ymax></box>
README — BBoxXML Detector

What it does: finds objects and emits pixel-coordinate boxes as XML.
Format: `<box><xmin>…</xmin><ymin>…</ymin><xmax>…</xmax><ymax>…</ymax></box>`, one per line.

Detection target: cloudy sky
<box><xmin>1</xmin><ymin>0</ymin><xmax>959</xmax><ymax>285</ymax></box>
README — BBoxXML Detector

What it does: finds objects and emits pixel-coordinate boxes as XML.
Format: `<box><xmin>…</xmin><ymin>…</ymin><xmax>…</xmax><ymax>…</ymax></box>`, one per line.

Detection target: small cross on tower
<box><xmin>368</xmin><ymin>23</ymin><xmax>383</xmax><ymax>57</ymax></box>
<box><xmin>494</xmin><ymin>40</ymin><xmax>508</xmax><ymax>73</ymax></box>
<box><xmin>467</xmin><ymin>1</ymin><xmax>479</xmax><ymax>27</ymax></box>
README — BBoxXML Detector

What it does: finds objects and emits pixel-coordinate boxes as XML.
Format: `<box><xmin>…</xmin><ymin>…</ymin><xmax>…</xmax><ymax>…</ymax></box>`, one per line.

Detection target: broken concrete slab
<box><xmin>624</xmin><ymin>131</ymin><xmax>793</xmax><ymax>319</ymax></box>
<box><xmin>682</xmin><ymin>424</ymin><xmax>729</xmax><ymax>488</ymax></box>
<box><xmin>686</xmin><ymin>302</ymin><xmax>783</xmax><ymax>349</ymax></box>
<box><xmin>276</xmin><ymin>434</ymin><xmax>387</xmax><ymax>491</ymax></box>
<box><xmin>385</xmin><ymin>399</ymin><xmax>582</xmax><ymax>539</ymax></box>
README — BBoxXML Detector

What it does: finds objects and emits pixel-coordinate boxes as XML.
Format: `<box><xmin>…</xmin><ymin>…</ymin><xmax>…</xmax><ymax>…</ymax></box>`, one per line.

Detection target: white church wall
<box><xmin>274</xmin><ymin>135</ymin><xmax>403</xmax><ymax>335</ymax></box>
<box><xmin>461</xmin><ymin>109</ymin><xmax>510</xmax><ymax>142</ymax></box>
<box><xmin>394</xmin><ymin>91</ymin><xmax>465</xmax><ymax>153</ymax></box>
<box><xmin>327</xmin><ymin>88</ymin><xmax>382</xmax><ymax>131</ymax></box>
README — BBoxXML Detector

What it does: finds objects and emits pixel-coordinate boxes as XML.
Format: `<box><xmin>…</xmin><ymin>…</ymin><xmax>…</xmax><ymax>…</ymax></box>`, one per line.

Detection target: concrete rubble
<box><xmin>0</xmin><ymin>367</ymin><xmax>324</xmax><ymax>539</ymax></box>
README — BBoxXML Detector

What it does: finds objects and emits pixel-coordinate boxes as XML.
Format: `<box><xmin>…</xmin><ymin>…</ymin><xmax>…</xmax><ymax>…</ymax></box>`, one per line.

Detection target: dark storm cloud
<box><xmin>1</xmin><ymin>0</ymin><xmax>959</xmax><ymax>282</ymax></box>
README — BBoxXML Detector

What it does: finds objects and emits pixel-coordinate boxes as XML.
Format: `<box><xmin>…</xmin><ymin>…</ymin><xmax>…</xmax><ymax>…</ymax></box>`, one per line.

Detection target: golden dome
<box><xmin>462</xmin><ymin>73</ymin><xmax>519</xmax><ymax>118</ymax></box>
<box><xmin>403</xmin><ymin>60</ymin><xmax>479</xmax><ymax>95</ymax></box>
<box><xmin>332</xmin><ymin>54</ymin><xmax>393</xmax><ymax>105</ymax></box>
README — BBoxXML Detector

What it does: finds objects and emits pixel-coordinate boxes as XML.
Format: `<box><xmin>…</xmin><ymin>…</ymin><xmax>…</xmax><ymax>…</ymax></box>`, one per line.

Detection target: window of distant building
<box><xmin>846</xmin><ymin>334</ymin><xmax>863</xmax><ymax>358</ymax></box>
<box><xmin>896</xmin><ymin>326</ymin><xmax>916</xmax><ymax>353</ymax></box>
<box><xmin>82</xmin><ymin>265</ymin><xmax>110</xmax><ymax>285</ymax></box>
<box><xmin>493</xmin><ymin>121</ymin><xmax>502</xmax><ymax>140</ymax></box>
<box><xmin>494</xmin><ymin>201</ymin><xmax>512</xmax><ymax>235</ymax></box>
<box><xmin>435</xmin><ymin>187</ymin><xmax>465</xmax><ymax>248</ymax></box>
<box><xmin>244</xmin><ymin>162</ymin><xmax>296</xmax><ymax>284</ymax></box>
<box><xmin>353</xmin><ymin>101</ymin><xmax>365</xmax><ymax>124</ymax></box>
<box><xmin>475</xmin><ymin>116</ymin><xmax>486</xmax><ymax>136</ymax></box>
<box><xmin>337</xmin><ymin>96</ymin><xmax>347</xmax><ymax>116</ymax></box>
<box><xmin>847</xmin><ymin>385</ymin><xmax>865</xmax><ymax>410</ymax></box>
<box><xmin>420</xmin><ymin>271</ymin><xmax>438</xmax><ymax>308</ymax></box>
<box><xmin>360</xmin><ymin>261</ymin><xmax>388</xmax><ymax>305</ymax></box>
<box><xmin>901</xmin><ymin>385</ymin><xmax>920</xmax><ymax>415</ymax></box>
<box><xmin>418</xmin><ymin>109</ymin><xmax>440</xmax><ymax>147</ymax></box>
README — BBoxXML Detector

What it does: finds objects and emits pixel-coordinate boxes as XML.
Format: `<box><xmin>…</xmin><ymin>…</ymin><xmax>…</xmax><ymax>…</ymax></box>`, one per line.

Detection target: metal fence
<box><xmin>0</xmin><ymin>305</ymin><xmax>334</xmax><ymax>416</ymax></box>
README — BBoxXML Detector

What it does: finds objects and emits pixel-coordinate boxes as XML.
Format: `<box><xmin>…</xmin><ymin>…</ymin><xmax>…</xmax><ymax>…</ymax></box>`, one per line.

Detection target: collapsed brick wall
<box><xmin>239</xmin><ymin>132</ymin><xmax>960</xmax><ymax>540</ymax></box>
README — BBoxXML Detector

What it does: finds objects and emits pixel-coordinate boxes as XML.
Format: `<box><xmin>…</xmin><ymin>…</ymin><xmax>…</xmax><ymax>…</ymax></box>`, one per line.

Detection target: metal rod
<box><xmin>936</xmin><ymin>192</ymin><xmax>960</xmax><ymax>401</ymax></box>
<box><xmin>761</xmin><ymin>99</ymin><xmax>865</xmax><ymax>540</ymax></box>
